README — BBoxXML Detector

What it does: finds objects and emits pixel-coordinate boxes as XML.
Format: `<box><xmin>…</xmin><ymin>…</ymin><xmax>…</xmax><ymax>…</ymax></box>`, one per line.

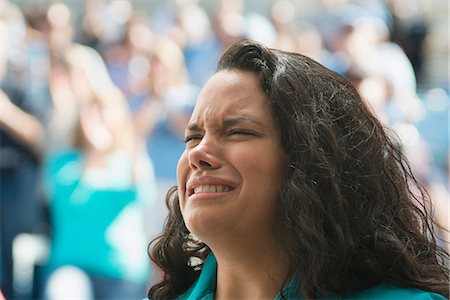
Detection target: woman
<box><xmin>148</xmin><ymin>40</ymin><xmax>449</xmax><ymax>299</ymax></box>
<box><xmin>43</xmin><ymin>44</ymin><xmax>156</xmax><ymax>299</ymax></box>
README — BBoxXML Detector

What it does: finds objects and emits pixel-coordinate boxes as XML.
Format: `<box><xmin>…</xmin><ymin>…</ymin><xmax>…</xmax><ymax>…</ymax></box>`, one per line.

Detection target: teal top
<box><xmin>175</xmin><ymin>254</ymin><xmax>446</xmax><ymax>300</ymax></box>
<box><xmin>44</xmin><ymin>150</ymin><xmax>157</xmax><ymax>283</ymax></box>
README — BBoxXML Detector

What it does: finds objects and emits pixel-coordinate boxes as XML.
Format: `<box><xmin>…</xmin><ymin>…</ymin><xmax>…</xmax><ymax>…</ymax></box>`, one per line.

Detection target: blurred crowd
<box><xmin>0</xmin><ymin>0</ymin><xmax>448</xmax><ymax>299</ymax></box>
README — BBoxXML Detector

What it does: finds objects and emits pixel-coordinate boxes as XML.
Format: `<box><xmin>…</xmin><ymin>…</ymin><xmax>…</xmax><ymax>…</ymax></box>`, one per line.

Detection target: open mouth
<box><xmin>188</xmin><ymin>184</ymin><xmax>233</xmax><ymax>196</ymax></box>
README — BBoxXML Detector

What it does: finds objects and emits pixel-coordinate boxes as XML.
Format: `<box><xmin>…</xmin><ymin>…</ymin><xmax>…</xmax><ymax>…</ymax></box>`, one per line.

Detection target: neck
<box><xmin>212</xmin><ymin>238</ymin><xmax>290</xmax><ymax>300</ymax></box>
<box><xmin>83</xmin><ymin>148</ymin><xmax>111</xmax><ymax>168</ymax></box>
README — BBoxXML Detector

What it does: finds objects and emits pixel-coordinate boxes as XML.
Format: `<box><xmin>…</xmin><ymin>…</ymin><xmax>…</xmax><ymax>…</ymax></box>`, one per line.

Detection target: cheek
<box><xmin>234</xmin><ymin>153</ymin><xmax>285</xmax><ymax>231</ymax></box>
<box><xmin>243</xmin><ymin>150</ymin><xmax>285</xmax><ymax>180</ymax></box>
<box><xmin>176</xmin><ymin>150</ymin><xmax>189</xmax><ymax>207</ymax></box>
<box><xmin>243</xmin><ymin>151</ymin><xmax>286</xmax><ymax>198</ymax></box>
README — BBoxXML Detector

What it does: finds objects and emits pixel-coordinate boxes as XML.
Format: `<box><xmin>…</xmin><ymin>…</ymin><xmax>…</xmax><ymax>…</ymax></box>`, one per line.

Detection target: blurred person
<box><xmin>344</xmin><ymin>65</ymin><xmax>393</xmax><ymax>124</ymax></box>
<box><xmin>0</xmin><ymin>1</ymin><xmax>50</xmax><ymax>298</ymax></box>
<box><xmin>210</xmin><ymin>0</ymin><xmax>246</xmax><ymax>52</ymax></box>
<box><xmin>77</xmin><ymin>0</ymin><xmax>108</xmax><ymax>51</ymax></box>
<box><xmin>317</xmin><ymin>2</ymin><xmax>394</xmax><ymax>78</ymax></box>
<box><xmin>349</xmin><ymin>16</ymin><xmax>418</xmax><ymax>100</ymax></box>
<box><xmin>270</xmin><ymin>0</ymin><xmax>298</xmax><ymax>52</ymax></box>
<box><xmin>44</xmin><ymin>2</ymin><xmax>81</xmax><ymax>152</ymax></box>
<box><xmin>387</xmin><ymin>0</ymin><xmax>429</xmax><ymax>85</ymax></box>
<box><xmin>45</xmin><ymin>2</ymin><xmax>74</xmax><ymax>54</ymax></box>
<box><xmin>296</xmin><ymin>21</ymin><xmax>332</xmax><ymax>66</ymax></box>
<box><xmin>77</xmin><ymin>0</ymin><xmax>133</xmax><ymax>54</ymax></box>
<box><xmin>211</xmin><ymin>0</ymin><xmax>279</xmax><ymax>54</ymax></box>
<box><xmin>147</xmin><ymin>40</ymin><xmax>448</xmax><ymax>299</ymax></box>
<box><xmin>42</xmin><ymin>44</ymin><xmax>156</xmax><ymax>299</ymax></box>
<box><xmin>134</xmin><ymin>37</ymin><xmax>198</xmax><ymax>182</ymax></box>
<box><xmin>323</xmin><ymin>8</ymin><xmax>424</xmax><ymax>127</ymax></box>
<box><xmin>243</xmin><ymin>12</ymin><xmax>277</xmax><ymax>48</ymax></box>
<box><xmin>145</xmin><ymin>0</ymin><xmax>220</xmax><ymax>88</ymax></box>
<box><xmin>102</xmin><ymin>11</ymin><xmax>155</xmax><ymax>107</ymax></box>
<box><xmin>173</xmin><ymin>0</ymin><xmax>221</xmax><ymax>87</ymax></box>
<box><xmin>133</xmin><ymin>37</ymin><xmax>200</xmax><ymax>241</ymax></box>
<box><xmin>46</xmin><ymin>52</ymin><xmax>79</xmax><ymax>151</ymax></box>
<box><xmin>270</xmin><ymin>1</ymin><xmax>332</xmax><ymax>65</ymax></box>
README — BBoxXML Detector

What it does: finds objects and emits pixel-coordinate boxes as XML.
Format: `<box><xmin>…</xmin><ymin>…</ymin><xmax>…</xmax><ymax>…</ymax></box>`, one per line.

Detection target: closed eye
<box><xmin>228</xmin><ymin>130</ymin><xmax>257</xmax><ymax>137</ymax></box>
<box><xmin>184</xmin><ymin>135</ymin><xmax>203</xmax><ymax>143</ymax></box>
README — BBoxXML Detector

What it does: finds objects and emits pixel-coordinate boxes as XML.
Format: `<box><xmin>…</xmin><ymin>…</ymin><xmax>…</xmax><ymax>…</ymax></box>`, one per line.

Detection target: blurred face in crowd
<box><xmin>177</xmin><ymin>70</ymin><xmax>287</xmax><ymax>244</ymax></box>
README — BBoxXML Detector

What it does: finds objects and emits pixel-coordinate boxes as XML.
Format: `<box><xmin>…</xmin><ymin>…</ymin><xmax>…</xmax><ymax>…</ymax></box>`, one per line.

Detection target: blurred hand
<box><xmin>0</xmin><ymin>89</ymin><xmax>45</xmax><ymax>150</ymax></box>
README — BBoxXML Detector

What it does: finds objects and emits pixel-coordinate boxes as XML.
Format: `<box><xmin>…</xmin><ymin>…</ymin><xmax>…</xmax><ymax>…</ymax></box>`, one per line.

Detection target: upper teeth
<box><xmin>193</xmin><ymin>185</ymin><xmax>231</xmax><ymax>194</ymax></box>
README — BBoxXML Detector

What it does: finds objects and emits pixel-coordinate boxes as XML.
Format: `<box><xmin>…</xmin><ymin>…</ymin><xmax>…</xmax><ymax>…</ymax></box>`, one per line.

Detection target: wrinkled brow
<box><xmin>222</xmin><ymin>117</ymin><xmax>267</xmax><ymax>128</ymax></box>
<box><xmin>186</xmin><ymin>117</ymin><xmax>267</xmax><ymax>132</ymax></box>
<box><xmin>186</xmin><ymin>123</ymin><xmax>201</xmax><ymax>132</ymax></box>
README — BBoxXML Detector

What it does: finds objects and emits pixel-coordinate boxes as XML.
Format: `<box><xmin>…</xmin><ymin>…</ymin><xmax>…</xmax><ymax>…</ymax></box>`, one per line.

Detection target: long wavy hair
<box><xmin>148</xmin><ymin>40</ymin><xmax>449</xmax><ymax>299</ymax></box>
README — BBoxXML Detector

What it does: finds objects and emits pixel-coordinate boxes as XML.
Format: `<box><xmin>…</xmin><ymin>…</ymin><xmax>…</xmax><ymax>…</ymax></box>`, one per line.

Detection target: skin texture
<box><xmin>177</xmin><ymin>70</ymin><xmax>286</xmax><ymax>243</ymax></box>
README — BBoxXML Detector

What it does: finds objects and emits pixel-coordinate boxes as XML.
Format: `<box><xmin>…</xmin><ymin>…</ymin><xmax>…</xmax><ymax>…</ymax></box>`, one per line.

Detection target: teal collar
<box><xmin>177</xmin><ymin>254</ymin><xmax>301</xmax><ymax>300</ymax></box>
<box><xmin>175</xmin><ymin>254</ymin><xmax>446</xmax><ymax>300</ymax></box>
<box><xmin>178</xmin><ymin>254</ymin><xmax>217</xmax><ymax>300</ymax></box>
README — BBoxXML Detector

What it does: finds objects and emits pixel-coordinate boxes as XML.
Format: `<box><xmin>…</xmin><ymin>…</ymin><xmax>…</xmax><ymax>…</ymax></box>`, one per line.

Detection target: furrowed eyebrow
<box><xmin>186</xmin><ymin>117</ymin><xmax>267</xmax><ymax>132</ymax></box>
<box><xmin>186</xmin><ymin>123</ymin><xmax>202</xmax><ymax>132</ymax></box>
<box><xmin>223</xmin><ymin>117</ymin><xmax>267</xmax><ymax>129</ymax></box>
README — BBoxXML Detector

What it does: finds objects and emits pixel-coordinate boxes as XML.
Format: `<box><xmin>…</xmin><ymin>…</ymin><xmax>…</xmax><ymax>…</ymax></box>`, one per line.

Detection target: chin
<box><xmin>185</xmin><ymin>213</ymin><xmax>227</xmax><ymax>242</ymax></box>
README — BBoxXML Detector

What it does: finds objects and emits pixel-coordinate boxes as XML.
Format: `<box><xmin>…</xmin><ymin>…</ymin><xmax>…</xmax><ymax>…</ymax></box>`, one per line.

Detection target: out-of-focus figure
<box><xmin>102</xmin><ymin>10</ymin><xmax>154</xmax><ymax>106</ymax></box>
<box><xmin>42</xmin><ymin>44</ymin><xmax>157</xmax><ymax>299</ymax></box>
<box><xmin>0</xmin><ymin>1</ymin><xmax>50</xmax><ymax>298</ymax></box>
<box><xmin>132</xmin><ymin>37</ymin><xmax>199</xmax><ymax>242</ymax></box>
<box><xmin>387</xmin><ymin>0</ymin><xmax>429</xmax><ymax>85</ymax></box>
<box><xmin>134</xmin><ymin>37</ymin><xmax>198</xmax><ymax>183</ymax></box>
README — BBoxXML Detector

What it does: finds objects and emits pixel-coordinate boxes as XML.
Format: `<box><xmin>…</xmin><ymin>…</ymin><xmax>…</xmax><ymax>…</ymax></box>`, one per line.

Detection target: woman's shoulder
<box><xmin>345</xmin><ymin>283</ymin><xmax>447</xmax><ymax>300</ymax></box>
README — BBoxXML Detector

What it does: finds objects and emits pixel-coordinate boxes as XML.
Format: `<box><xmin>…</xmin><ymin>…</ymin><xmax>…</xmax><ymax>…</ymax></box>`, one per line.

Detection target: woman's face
<box><xmin>177</xmin><ymin>70</ymin><xmax>287</xmax><ymax>243</ymax></box>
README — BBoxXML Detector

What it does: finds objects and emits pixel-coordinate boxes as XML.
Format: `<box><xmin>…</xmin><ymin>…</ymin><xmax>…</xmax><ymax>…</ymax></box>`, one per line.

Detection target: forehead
<box><xmin>190</xmin><ymin>70</ymin><xmax>272</xmax><ymax>124</ymax></box>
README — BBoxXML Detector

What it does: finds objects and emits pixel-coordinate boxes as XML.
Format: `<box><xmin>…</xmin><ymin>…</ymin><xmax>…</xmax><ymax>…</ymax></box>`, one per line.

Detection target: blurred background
<box><xmin>0</xmin><ymin>0</ymin><xmax>448</xmax><ymax>299</ymax></box>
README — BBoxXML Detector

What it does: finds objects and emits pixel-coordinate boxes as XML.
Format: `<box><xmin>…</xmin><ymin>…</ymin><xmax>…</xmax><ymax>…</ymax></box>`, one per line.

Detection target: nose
<box><xmin>188</xmin><ymin>134</ymin><xmax>221</xmax><ymax>171</ymax></box>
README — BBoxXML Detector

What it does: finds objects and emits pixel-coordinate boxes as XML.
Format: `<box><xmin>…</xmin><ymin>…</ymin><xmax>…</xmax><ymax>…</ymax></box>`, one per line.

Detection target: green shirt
<box><xmin>44</xmin><ymin>151</ymin><xmax>157</xmax><ymax>283</ymax></box>
<box><xmin>177</xmin><ymin>254</ymin><xmax>446</xmax><ymax>300</ymax></box>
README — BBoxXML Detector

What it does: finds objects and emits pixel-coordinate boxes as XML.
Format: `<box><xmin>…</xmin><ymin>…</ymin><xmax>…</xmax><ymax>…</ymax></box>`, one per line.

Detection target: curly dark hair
<box><xmin>148</xmin><ymin>40</ymin><xmax>449</xmax><ymax>299</ymax></box>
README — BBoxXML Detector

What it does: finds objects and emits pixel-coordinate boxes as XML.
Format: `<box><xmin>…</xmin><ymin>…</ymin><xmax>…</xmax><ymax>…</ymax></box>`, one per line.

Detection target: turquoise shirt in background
<box><xmin>175</xmin><ymin>254</ymin><xmax>447</xmax><ymax>300</ymax></box>
<box><xmin>44</xmin><ymin>150</ymin><xmax>157</xmax><ymax>284</ymax></box>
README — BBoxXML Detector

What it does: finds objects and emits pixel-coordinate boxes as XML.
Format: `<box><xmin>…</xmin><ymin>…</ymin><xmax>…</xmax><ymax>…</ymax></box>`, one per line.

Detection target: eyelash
<box><xmin>228</xmin><ymin>130</ymin><xmax>255</xmax><ymax>136</ymax></box>
<box><xmin>184</xmin><ymin>135</ymin><xmax>202</xmax><ymax>143</ymax></box>
<box><xmin>184</xmin><ymin>130</ymin><xmax>256</xmax><ymax>144</ymax></box>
